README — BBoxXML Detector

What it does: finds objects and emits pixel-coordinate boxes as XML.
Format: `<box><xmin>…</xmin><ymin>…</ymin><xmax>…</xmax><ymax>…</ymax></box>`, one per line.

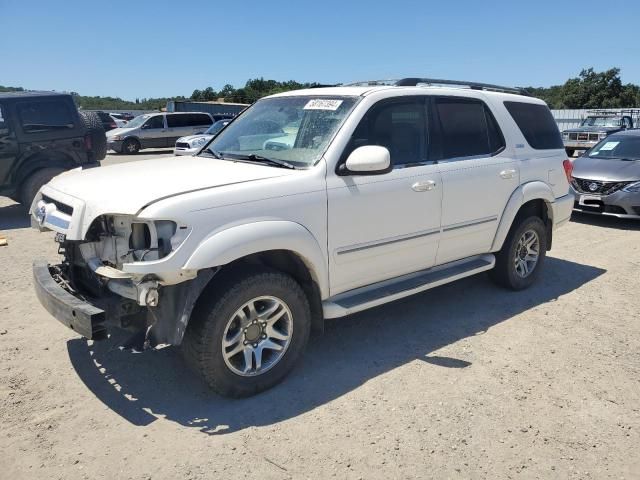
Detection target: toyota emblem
<box><xmin>588</xmin><ymin>182</ymin><xmax>599</xmax><ymax>192</ymax></box>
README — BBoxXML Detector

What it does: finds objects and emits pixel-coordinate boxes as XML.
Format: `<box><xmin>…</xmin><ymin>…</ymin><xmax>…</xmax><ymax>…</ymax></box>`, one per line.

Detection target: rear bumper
<box><xmin>33</xmin><ymin>260</ymin><xmax>108</xmax><ymax>339</ymax></box>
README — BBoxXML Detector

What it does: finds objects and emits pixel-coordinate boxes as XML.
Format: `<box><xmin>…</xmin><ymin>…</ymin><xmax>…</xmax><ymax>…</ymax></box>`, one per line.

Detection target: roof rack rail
<box><xmin>586</xmin><ymin>108</ymin><xmax>640</xmax><ymax>116</ymax></box>
<box><xmin>395</xmin><ymin>77</ymin><xmax>527</xmax><ymax>95</ymax></box>
<box><xmin>343</xmin><ymin>79</ymin><xmax>397</xmax><ymax>87</ymax></box>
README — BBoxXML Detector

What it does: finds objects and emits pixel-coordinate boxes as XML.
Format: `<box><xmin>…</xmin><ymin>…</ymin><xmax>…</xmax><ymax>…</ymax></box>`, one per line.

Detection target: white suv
<box><xmin>30</xmin><ymin>78</ymin><xmax>574</xmax><ymax>397</ymax></box>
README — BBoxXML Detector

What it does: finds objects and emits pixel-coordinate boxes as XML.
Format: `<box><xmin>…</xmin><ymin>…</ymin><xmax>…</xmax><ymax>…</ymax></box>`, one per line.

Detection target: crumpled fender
<box><xmin>490</xmin><ymin>181</ymin><xmax>555</xmax><ymax>252</ymax></box>
<box><xmin>183</xmin><ymin>220</ymin><xmax>329</xmax><ymax>298</ymax></box>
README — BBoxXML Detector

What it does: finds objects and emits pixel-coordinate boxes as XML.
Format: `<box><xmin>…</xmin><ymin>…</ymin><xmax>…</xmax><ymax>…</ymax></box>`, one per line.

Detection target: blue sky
<box><xmin>1</xmin><ymin>0</ymin><xmax>639</xmax><ymax>100</ymax></box>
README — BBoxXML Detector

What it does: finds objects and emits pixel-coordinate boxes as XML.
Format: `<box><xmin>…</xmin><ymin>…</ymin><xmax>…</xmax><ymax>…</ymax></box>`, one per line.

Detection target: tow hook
<box><xmin>107</xmin><ymin>279</ymin><xmax>160</xmax><ymax>307</ymax></box>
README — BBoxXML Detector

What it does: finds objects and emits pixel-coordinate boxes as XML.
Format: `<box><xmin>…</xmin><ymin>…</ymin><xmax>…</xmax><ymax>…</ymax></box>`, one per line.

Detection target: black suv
<box><xmin>0</xmin><ymin>91</ymin><xmax>106</xmax><ymax>206</ymax></box>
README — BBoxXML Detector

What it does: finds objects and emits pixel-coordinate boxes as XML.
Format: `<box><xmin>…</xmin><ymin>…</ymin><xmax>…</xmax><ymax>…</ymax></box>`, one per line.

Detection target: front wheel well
<box><xmin>513</xmin><ymin>199</ymin><xmax>553</xmax><ymax>250</ymax></box>
<box><xmin>203</xmin><ymin>250</ymin><xmax>324</xmax><ymax>334</ymax></box>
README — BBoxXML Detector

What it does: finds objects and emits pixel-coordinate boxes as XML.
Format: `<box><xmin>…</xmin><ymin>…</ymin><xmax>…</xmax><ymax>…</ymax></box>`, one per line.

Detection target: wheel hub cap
<box><xmin>221</xmin><ymin>296</ymin><xmax>293</xmax><ymax>377</ymax></box>
<box><xmin>514</xmin><ymin>229</ymin><xmax>540</xmax><ymax>279</ymax></box>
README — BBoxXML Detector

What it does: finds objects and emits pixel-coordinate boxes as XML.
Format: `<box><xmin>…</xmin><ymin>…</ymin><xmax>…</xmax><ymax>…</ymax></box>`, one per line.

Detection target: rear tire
<box><xmin>19</xmin><ymin>168</ymin><xmax>65</xmax><ymax>206</ymax></box>
<box><xmin>122</xmin><ymin>138</ymin><xmax>140</xmax><ymax>154</ymax></box>
<box><xmin>182</xmin><ymin>268</ymin><xmax>311</xmax><ymax>397</ymax></box>
<box><xmin>78</xmin><ymin>111</ymin><xmax>107</xmax><ymax>161</ymax></box>
<box><xmin>489</xmin><ymin>216</ymin><xmax>547</xmax><ymax>291</ymax></box>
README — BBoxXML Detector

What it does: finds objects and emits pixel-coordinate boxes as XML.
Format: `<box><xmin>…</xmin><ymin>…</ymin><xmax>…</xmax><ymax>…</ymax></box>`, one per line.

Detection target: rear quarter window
<box><xmin>504</xmin><ymin>101</ymin><xmax>563</xmax><ymax>150</ymax></box>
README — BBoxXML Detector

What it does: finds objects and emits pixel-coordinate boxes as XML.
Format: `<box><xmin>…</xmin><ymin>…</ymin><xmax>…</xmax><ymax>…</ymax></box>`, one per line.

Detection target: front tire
<box><xmin>19</xmin><ymin>167</ymin><xmax>65</xmax><ymax>206</ymax></box>
<box><xmin>182</xmin><ymin>268</ymin><xmax>311</xmax><ymax>397</ymax></box>
<box><xmin>489</xmin><ymin>216</ymin><xmax>547</xmax><ymax>291</ymax></box>
<box><xmin>565</xmin><ymin>148</ymin><xmax>575</xmax><ymax>158</ymax></box>
<box><xmin>122</xmin><ymin>138</ymin><xmax>140</xmax><ymax>154</ymax></box>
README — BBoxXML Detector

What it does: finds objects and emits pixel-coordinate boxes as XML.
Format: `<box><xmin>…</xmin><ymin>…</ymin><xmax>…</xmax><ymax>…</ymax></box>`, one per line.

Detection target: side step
<box><xmin>323</xmin><ymin>254</ymin><xmax>495</xmax><ymax>319</ymax></box>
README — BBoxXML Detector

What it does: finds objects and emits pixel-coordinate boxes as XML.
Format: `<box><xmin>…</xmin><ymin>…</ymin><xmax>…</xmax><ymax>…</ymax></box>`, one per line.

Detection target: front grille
<box><xmin>569</xmin><ymin>133</ymin><xmax>578</xmax><ymax>140</ymax></box>
<box><xmin>42</xmin><ymin>195</ymin><xmax>73</xmax><ymax>216</ymax></box>
<box><xmin>571</xmin><ymin>178</ymin><xmax>631</xmax><ymax>196</ymax></box>
<box><xmin>175</xmin><ymin>142</ymin><xmax>190</xmax><ymax>149</ymax></box>
<box><xmin>588</xmin><ymin>133</ymin><xmax>600</xmax><ymax>141</ymax></box>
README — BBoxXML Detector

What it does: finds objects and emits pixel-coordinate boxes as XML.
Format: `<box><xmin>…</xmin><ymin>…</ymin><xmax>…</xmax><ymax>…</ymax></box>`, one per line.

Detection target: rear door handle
<box><xmin>412</xmin><ymin>180</ymin><xmax>437</xmax><ymax>192</ymax></box>
<box><xmin>499</xmin><ymin>169</ymin><xmax>517</xmax><ymax>179</ymax></box>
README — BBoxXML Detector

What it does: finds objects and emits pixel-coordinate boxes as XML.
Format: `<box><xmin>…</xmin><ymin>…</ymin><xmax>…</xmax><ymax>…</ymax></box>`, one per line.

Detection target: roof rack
<box><xmin>395</xmin><ymin>77</ymin><xmax>527</xmax><ymax>95</ymax></box>
<box><xmin>587</xmin><ymin>109</ymin><xmax>640</xmax><ymax>116</ymax></box>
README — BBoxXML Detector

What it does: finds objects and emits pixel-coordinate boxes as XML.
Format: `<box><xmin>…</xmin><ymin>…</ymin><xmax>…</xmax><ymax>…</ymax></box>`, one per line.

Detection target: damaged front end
<box><xmin>33</xmin><ymin>213</ymin><xmax>215</xmax><ymax>350</ymax></box>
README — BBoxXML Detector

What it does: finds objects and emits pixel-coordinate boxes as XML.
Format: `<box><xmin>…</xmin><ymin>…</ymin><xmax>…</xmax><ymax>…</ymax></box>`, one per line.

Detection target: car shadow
<box><xmin>571</xmin><ymin>211</ymin><xmax>640</xmax><ymax>231</ymax></box>
<box><xmin>67</xmin><ymin>257</ymin><xmax>605</xmax><ymax>435</ymax></box>
<box><xmin>0</xmin><ymin>203</ymin><xmax>30</xmax><ymax>230</ymax></box>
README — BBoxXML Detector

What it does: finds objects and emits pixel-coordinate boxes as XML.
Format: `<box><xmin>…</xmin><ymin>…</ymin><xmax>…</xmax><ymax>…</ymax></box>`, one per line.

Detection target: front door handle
<box><xmin>412</xmin><ymin>180</ymin><xmax>437</xmax><ymax>192</ymax></box>
<box><xmin>499</xmin><ymin>169</ymin><xmax>517</xmax><ymax>179</ymax></box>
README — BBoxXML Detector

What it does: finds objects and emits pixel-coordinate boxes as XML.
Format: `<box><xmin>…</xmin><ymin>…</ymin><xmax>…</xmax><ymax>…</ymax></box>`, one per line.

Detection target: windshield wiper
<box><xmin>198</xmin><ymin>148</ymin><xmax>223</xmax><ymax>159</ymax></box>
<box><xmin>223</xmin><ymin>153</ymin><xmax>296</xmax><ymax>169</ymax></box>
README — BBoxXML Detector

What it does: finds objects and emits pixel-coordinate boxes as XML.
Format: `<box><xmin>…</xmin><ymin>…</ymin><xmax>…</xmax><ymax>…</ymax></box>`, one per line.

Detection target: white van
<box><xmin>106</xmin><ymin>112</ymin><xmax>213</xmax><ymax>154</ymax></box>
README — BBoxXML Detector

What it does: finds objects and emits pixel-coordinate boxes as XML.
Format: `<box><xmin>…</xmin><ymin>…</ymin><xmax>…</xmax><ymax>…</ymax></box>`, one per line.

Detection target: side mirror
<box><xmin>340</xmin><ymin>145</ymin><xmax>391</xmax><ymax>175</ymax></box>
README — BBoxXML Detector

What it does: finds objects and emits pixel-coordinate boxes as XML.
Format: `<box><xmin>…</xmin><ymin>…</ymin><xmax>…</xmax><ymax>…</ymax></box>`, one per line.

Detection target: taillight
<box><xmin>562</xmin><ymin>159</ymin><xmax>573</xmax><ymax>182</ymax></box>
<box><xmin>84</xmin><ymin>134</ymin><xmax>92</xmax><ymax>151</ymax></box>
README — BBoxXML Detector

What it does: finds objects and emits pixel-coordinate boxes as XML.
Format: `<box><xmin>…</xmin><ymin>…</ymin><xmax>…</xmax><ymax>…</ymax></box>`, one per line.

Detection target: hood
<box><xmin>572</xmin><ymin>156</ymin><xmax>640</xmax><ymax>182</ymax></box>
<box><xmin>177</xmin><ymin>134</ymin><xmax>214</xmax><ymax>144</ymax></box>
<box><xmin>106</xmin><ymin>126</ymin><xmax>136</xmax><ymax>137</ymax></box>
<box><xmin>563</xmin><ymin>126</ymin><xmax>621</xmax><ymax>133</ymax></box>
<box><xmin>45</xmin><ymin>156</ymin><xmax>296</xmax><ymax>217</ymax></box>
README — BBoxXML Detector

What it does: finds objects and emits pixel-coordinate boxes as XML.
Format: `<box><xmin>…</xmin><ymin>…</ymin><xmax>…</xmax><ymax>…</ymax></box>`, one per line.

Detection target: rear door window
<box><xmin>190</xmin><ymin>113</ymin><xmax>212</xmax><ymax>126</ymax></box>
<box><xmin>432</xmin><ymin>97</ymin><xmax>505</xmax><ymax>160</ymax></box>
<box><xmin>504</xmin><ymin>101</ymin><xmax>563</xmax><ymax>149</ymax></box>
<box><xmin>17</xmin><ymin>100</ymin><xmax>75</xmax><ymax>133</ymax></box>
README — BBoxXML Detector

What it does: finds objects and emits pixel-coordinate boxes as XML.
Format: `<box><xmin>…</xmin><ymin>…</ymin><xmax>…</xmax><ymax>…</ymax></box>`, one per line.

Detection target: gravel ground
<box><xmin>1</xmin><ymin>152</ymin><xmax>639</xmax><ymax>479</ymax></box>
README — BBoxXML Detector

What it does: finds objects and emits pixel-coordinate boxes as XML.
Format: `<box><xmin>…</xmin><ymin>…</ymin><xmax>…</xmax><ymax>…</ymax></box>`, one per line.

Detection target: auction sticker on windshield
<box><xmin>600</xmin><ymin>141</ymin><xmax>619</xmax><ymax>151</ymax></box>
<box><xmin>304</xmin><ymin>99</ymin><xmax>343</xmax><ymax>111</ymax></box>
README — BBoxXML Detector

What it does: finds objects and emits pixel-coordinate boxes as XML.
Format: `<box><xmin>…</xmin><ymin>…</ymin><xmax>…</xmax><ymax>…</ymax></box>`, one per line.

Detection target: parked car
<box><xmin>174</xmin><ymin>118</ymin><xmax>231</xmax><ymax>155</ymax></box>
<box><xmin>570</xmin><ymin>130</ymin><xmax>640</xmax><ymax>218</ymax></box>
<box><xmin>562</xmin><ymin>109</ymin><xmax>640</xmax><ymax>157</ymax></box>
<box><xmin>110</xmin><ymin>112</ymin><xmax>134</xmax><ymax>122</ymax></box>
<box><xmin>107</xmin><ymin>112</ymin><xmax>214</xmax><ymax>154</ymax></box>
<box><xmin>0</xmin><ymin>91</ymin><xmax>106</xmax><ymax>205</ymax></box>
<box><xmin>95</xmin><ymin>111</ymin><xmax>118</xmax><ymax>131</ymax></box>
<box><xmin>30</xmin><ymin>78</ymin><xmax>573</xmax><ymax>397</ymax></box>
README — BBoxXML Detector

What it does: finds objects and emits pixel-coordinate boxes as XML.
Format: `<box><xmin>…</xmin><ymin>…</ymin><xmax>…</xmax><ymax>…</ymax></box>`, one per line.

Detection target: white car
<box><xmin>31</xmin><ymin>78</ymin><xmax>573</xmax><ymax>397</ymax></box>
<box><xmin>174</xmin><ymin>119</ymin><xmax>231</xmax><ymax>155</ymax></box>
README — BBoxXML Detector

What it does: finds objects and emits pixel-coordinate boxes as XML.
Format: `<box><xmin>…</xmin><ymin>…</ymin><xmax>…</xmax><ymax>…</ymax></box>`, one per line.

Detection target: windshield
<box><xmin>581</xmin><ymin>116</ymin><xmax>621</xmax><ymax>127</ymax></box>
<box><xmin>588</xmin><ymin>135</ymin><xmax>640</xmax><ymax>160</ymax></box>
<box><xmin>123</xmin><ymin>114</ymin><xmax>152</xmax><ymax>129</ymax></box>
<box><xmin>205</xmin><ymin>120</ymin><xmax>230</xmax><ymax>135</ymax></box>
<box><xmin>203</xmin><ymin>96</ymin><xmax>359</xmax><ymax>167</ymax></box>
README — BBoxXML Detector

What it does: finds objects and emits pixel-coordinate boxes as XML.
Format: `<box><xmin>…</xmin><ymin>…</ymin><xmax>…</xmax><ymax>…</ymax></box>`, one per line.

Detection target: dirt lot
<box><xmin>1</xmin><ymin>152</ymin><xmax>639</xmax><ymax>479</ymax></box>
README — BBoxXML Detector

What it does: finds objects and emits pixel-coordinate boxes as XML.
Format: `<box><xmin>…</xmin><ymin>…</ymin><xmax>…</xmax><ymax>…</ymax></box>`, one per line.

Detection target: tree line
<box><xmin>2</xmin><ymin>68</ymin><xmax>639</xmax><ymax>111</ymax></box>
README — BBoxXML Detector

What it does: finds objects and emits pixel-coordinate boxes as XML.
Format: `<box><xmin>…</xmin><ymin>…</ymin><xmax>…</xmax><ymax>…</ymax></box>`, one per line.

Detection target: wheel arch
<box><xmin>491</xmin><ymin>182</ymin><xmax>555</xmax><ymax>252</ymax></box>
<box><xmin>14</xmin><ymin>151</ymin><xmax>75</xmax><ymax>186</ymax></box>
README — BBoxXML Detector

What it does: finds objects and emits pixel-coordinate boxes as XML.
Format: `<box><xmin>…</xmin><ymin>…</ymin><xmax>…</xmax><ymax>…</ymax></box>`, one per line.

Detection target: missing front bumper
<box><xmin>33</xmin><ymin>260</ymin><xmax>109</xmax><ymax>339</ymax></box>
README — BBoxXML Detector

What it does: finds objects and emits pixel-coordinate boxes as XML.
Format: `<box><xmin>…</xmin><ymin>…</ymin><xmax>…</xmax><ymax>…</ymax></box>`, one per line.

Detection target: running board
<box><xmin>323</xmin><ymin>254</ymin><xmax>495</xmax><ymax>319</ymax></box>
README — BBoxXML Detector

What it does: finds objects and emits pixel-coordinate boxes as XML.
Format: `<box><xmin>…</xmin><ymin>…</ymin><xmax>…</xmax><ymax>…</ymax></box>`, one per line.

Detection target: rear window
<box><xmin>17</xmin><ymin>100</ymin><xmax>75</xmax><ymax>133</ymax></box>
<box><xmin>433</xmin><ymin>97</ymin><xmax>505</xmax><ymax>160</ymax></box>
<box><xmin>190</xmin><ymin>113</ymin><xmax>212</xmax><ymax>126</ymax></box>
<box><xmin>504</xmin><ymin>101</ymin><xmax>563</xmax><ymax>150</ymax></box>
